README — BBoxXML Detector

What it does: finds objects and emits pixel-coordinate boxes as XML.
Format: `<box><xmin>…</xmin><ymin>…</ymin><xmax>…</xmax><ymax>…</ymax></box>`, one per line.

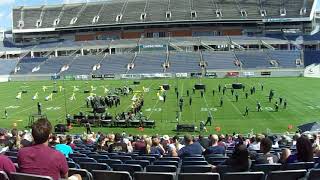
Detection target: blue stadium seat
<box><xmin>178</xmin><ymin>173</ymin><xmax>220</xmax><ymax>180</ymax></box>
<box><xmin>112</xmin><ymin>164</ymin><xmax>143</xmax><ymax>176</ymax></box>
<box><xmin>11</xmin><ymin>172</ymin><xmax>53</xmax><ymax>180</ymax></box>
<box><xmin>266</xmin><ymin>170</ymin><xmax>307</xmax><ymax>180</ymax></box>
<box><xmin>125</xmin><ymin>160</ymin><xmax>150</xmax><ymax>168</ymax></box>
<box><xmin>223</xmin><ymin>172</ymin><xmax>264</xmax><ymax>180</ymax></box>
<box><xmin>133</xmin><ymin>172</ymin><xmax>175</xmax><ymax>180</ymax></box>
<box><xmin>146</xmin><ymin>165</ymin><xmax>177</xmax><ymax>173</ymax></box>
<box><xmin>79</xmin><ymin>162</ymin><xmax>111</xmax><ymax>172</ymax></box>
<box><xmin>92</xmin><ymin>170</ymin><xmax>132</xmax><ymax>180</ymax></box>
<box><xmin>154</xmin><ymin>160</ymin><xmax>179</xmax><ymax>167</ymax></box>
<box><xmin>180</xmin><ymin>165</ymin><xmax>213</xmax><ymax>173</ymax></box>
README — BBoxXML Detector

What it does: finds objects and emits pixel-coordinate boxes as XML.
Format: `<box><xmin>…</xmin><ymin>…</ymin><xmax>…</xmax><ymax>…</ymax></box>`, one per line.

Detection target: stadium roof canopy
<box><xmin>12</xmin><ymin>0</ymin><xmax>317</xmax><ymax>33</ymax></box>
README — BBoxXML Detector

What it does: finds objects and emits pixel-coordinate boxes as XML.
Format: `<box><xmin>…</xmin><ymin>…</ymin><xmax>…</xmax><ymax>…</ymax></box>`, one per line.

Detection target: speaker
<box><xmin>176</xmin><ymin>124</ymin><xmax>195</xmax><ymax>132</ymax></box>
<box><xmin>54</xmin><ymin>124</ymin><xmax>68</xmax><ymax>133</ymax></box>
<box><xmin>162</xmin><ymin>84</ymin><xmax>170</xmax><ymax>90</ymax></box>
<box><xmin>84</xmin><ymin>90</ymin><xmax>90</xmax><ymax>93</ymax></box>
<box><xmin>194</xmin><ymin>84</ymin><xmax>206</xmax><ymax>90</ymax></box>
<box><xmin>232</xmin><ymin>83</ymin><xmax>243</xmax><ymax>89</ymax></box>
<box><xmin>134</xmin><ymin>81</ymin><xmax>140</xmax><ymax>85</ymax></box>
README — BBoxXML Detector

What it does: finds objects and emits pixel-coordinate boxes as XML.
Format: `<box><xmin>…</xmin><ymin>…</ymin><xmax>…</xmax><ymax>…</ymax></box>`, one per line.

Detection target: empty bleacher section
<box><xmin>0</xmin><ymin>59</ymin><xmax>18</xmax><ymax>75</ymax></box>
<box><xmin>304</xmin><ymin>51</ymin><xmax>320</xmax><ymax>66</ymax></box>
<box><xmin>122</xmin><ymin>0</ymin><xmax>146</xmax><ymax>23</ymax></box>
<box><xmin>167</xmin><ymin>52</ymin><xmax>200</xmax><ymax>73</ymax></box>
<box><xmin>95</xmin><ymin>54</ymin><xmax>134</xmax><ymax>75</ymax></box>
<box><xmin>21</xmin><ymin>8</ymin><xmax>42</xmax><ymax>29</ymax></box>
<box><xmin>76</xmin><ymin>4</ymin><xmax>102</xmax><ymax>26</ymax></box>
<box><xmin>192</xmin><ymin>0</ymin><xmax>216</xmax><ymax>20</ymax></box>
<box><xmin>33</xmin><ymin>56</ymin><xmax>72</xmax><ymax>74</ymax></box>
<box><xmin>12</xmin><ymin>0</ymin><xmax>314</xmax><ymax>29</ymax></box>
<box><xmin>98</xmin><ymin>0</ymin><xmax>126</xmax><ymax>25</ymax></box>
<box><xmin>2</xmin><ymin>50</ymin><xmax>304</xmax><ymax>75</ymax></box>
<box><xmin>15</xmin><ymin>57</ymin><xmax>47</xmax><ymax>74</ymax></box>
<box><xmin>129</xmin><ymin>53</ymin><xmax>166</xmax><ymax>74</ymax></box>
<box><xmin>169</xmin><ymin>0</ymin><xmax>190</xmax><ymax>21</ymax></box>
<box><xmin>63</xmin><ymin>55</ymin><xmax>103</xmax><ymax>75</ymax></box>
<box><xmin>57</xmin><ymin>4</ymin><xmax>83</xmax><ymax>27</ymax></box>
<box><xmin>41</xmin><ymin>6</ymin><xmax>63</xmax><ymax>28</ymax></box>
<box><xmin>266</xmin><ymin>50</ymin><xmax>301</xmax><ymax>68</ymax></box>
<box><xmin>235</xmin><ymin>51</ymin><xmax>270</xmax><ymax>69</ymax></box>
<box><xmin>145</xmin><ymin>0</ymin><xmax>169</xmax><ymax>22</ymax></box>
<box><xmin>202</xmin><ymin>51</ymin><xmax>237</xmax><ymax>70</ymax></box>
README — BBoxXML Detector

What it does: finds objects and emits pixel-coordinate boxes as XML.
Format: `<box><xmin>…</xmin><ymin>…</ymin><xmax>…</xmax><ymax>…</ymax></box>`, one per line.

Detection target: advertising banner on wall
<box><xmin>225</xmin><ymin>72</ymin><xmax>239</xmax><ymax>77</ymax></box>
<box><xmin>261</xmin><ymin>72</ymin><xmax>271</xmax><ymax>76</ymax></box>
<box><xmin>176</xmin><ymin>73</ymin><xmax>188</xmax><ymax>78</ymax></box>
<box><xmin>243</xmin><ymin>72</ymin><xmax>254</xmax><ymax>77</ymax></box>
<box><xmin>205</xmin><ymin>72</ymin><xmax>217</xmax><ymax>78</ymax></box>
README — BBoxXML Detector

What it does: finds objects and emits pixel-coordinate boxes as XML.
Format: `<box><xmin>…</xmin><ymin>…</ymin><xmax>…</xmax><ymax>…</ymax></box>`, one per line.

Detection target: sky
<box><xmin>0</xmin><ymin>0</ymin><xmax>319</xmax><ymax>30</ymax></box>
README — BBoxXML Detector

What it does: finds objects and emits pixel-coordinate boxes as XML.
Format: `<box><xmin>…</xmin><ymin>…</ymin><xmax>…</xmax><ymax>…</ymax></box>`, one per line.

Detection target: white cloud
<box><xmin>62</xmin><ymin>0</ymin><xmax>106</xmax><ymax>4</ymax></box>
<box><xmin>0</xmin><ymin>0</ymin><xmax>15</xmax><ymax>6</ymax></box>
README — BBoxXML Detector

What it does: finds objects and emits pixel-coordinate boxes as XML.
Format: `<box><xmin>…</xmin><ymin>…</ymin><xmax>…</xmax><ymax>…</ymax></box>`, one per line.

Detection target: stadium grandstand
<box><xmin>2</xmin><ymin>0</ymin><xmax>320</xmax><ymax>180</ymax></box>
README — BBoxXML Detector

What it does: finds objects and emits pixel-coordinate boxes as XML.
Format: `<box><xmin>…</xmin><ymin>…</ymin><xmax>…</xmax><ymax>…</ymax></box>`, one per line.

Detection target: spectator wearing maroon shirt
<box><xmin>17</xmin><ymin>118</ymin><xmax>79</xmax><ymax>180</ymax></box>
<box><xmin>0</xmin><ymin>146</ymin><xmax>16</xmax><ymax>177</ymax></box>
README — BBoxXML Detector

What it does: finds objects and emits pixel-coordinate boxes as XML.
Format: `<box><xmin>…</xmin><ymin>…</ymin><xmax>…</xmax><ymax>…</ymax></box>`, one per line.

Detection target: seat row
<box><xmin>3</xmin><ymin>169</ymin><xmax>320</xmax><ymax>180</ymax></box>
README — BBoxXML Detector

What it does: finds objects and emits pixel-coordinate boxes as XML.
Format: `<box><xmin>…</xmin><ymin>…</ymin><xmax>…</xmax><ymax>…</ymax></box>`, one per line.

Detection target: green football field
<box><xmin>1</xmin><ymin>77</ymin><xmax>320</xmax><ymax>136</ymax></box>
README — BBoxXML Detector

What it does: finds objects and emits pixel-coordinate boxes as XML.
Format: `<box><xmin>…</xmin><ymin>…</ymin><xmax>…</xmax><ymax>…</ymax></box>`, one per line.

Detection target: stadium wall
<box><xmin>6</xmin><ymin>69</ymin><xmax>303</xmax><ymax>82</ymax></box>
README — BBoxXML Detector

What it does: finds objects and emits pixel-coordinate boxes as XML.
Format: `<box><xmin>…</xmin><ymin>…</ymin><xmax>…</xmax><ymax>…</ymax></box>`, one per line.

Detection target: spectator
<box><xmin>108</xmin><ymin>133</ymin><xmax>128</xmax><ymax>153</ymax></box>
<box><xmin>145</xmin><ymin>137</ymin><xmax>152</xmax><ymax>154</ymax></box>
<box><xmin>198</xmin><ymin>135</ymin><xmax>210</xmax><ymax>149</ymax></box>
<box><xmin>279</xmin><ymin>148</ymin><xmax>291</xmax><ymax>164</ymax></box>
<box><xmin>66</xmin><ymin>135</ymin><xmax>76</xmax><ymax>149</ymax></box>
<box><xmin>0</xmin><ymin>128</ymin><xmax>9</xmax><ymax>148</ymax></box>
<box><xmin>286</xmin><ymin>135</ymin><xmax>313</xmax><ymax>163</ymax></box>
<box><xmin>177</xmin><ymin>135</ymin><xmax>204</xmax><ymax>157</ymax></box>
<box><xmin>222</xmin><ymin>143</ymin><xmax>251</xmax><ymax>172</ymax></box>
<box><xmin>95</xmin><ymin>135</ymin><xmax>108</xmax><ymax>151</ymax></box>
<box><xmin>8</xmin><ymin>128</ymin><xmax>21</xmax><ymax>150</ymax></box>
<box><xmin>55</xmin><ymin>136</ymin><xmax>73</xmax><ymax>158</ymax></box>
<box><xmin>204</xmin><ymin>134</ymin><xmax>225</xmax><ymax>156</ymax></box>
<box><xmin>133</xmin><ymin>135</ymin><xmax>147</xmax><ymax>154</ymax></box>
<box><xmin>255</xmin><ymin>138</ymin><xmax>279</xmax><ymax>164</ymax></box>
<box><xmin>17</xmin><ymin>118</ymin><xmax>80</xmax><ymax>180</ymax></box>
<box><xmin>168</xmin><ymin>135</ymin><xmax>184</xmax><ymax>157</ymax></box>
<box><xmin>0</xmin><ymin>156</ymin><xmax>16</xmax><ymax>177</ymax></box>
<box><xmin>248</xmin><ymin>134</ymin><xmax>264</xmax><ymax>151</ymax></box>
<box><xmin>0</xmin><ymin>146</ymin><xmax>16</xmax><ymax>176</ymax></box>
<box><xmin>149</xmin><ymin>136</ymin><xmax>165</xmax><ymax>155</ymax></box>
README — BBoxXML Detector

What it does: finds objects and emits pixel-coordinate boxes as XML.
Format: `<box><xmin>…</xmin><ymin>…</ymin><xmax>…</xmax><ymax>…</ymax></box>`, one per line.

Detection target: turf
<box><xmin>1</xmin><ymin>77</ymin><xmax>320</xmax><ymax>135</ymax></box>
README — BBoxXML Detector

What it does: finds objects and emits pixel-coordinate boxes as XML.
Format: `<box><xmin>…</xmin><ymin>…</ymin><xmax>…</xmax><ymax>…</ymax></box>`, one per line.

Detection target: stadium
<box><xmin>1</xmin><ymin>0</ymin><xmax>320</xmax><ymax>179</ymax></box>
